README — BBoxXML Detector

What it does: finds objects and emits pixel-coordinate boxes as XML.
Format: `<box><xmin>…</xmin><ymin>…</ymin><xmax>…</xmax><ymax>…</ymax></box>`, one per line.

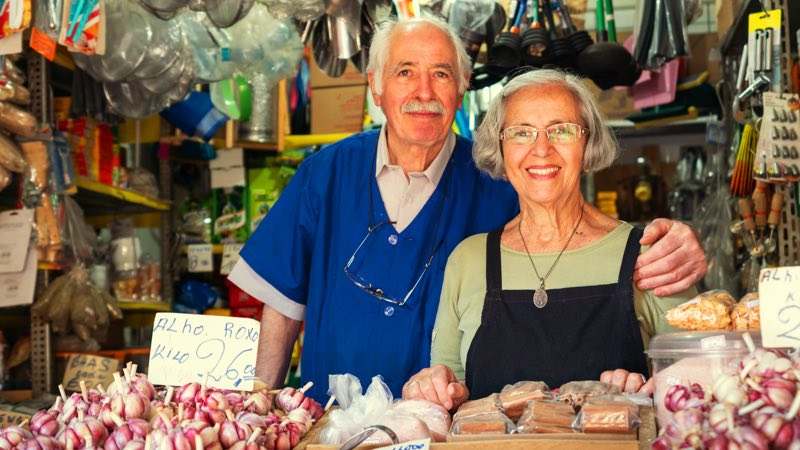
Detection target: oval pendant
<box><xmin>533</xmin><ymin>288</ymin><xmax>548</xmax><ymax>308</ymax></box>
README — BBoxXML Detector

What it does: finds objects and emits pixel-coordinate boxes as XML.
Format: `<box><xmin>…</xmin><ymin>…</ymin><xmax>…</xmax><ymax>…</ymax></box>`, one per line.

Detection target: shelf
<box><xmin>56</xmin><ymin>347</ymin><xmax>152</xmax><ymax>360</ymax></box>
<box><xmin>236</xmin><ymin>140</ymin><xmax>279</xmax><ymax>151</ymax></box>
<box><xmin>74</xmin><ymin>177</ymin><xmax>170</xmax><ymax>215</ymax></box>
<box><xmin>181</xmin><ymin>244</ymin><xmax>224</xmax><ymax>255</ymax></box>
<box><xmin>117</xmin><ymin>301</ymin><xmax>171</xmax><ymax>312</ymax></box>
<box><xmin>283</xmin><ymin>133</ymin><xmax>352</xmax><ymax>149</ymax></box>
<box><xmin>609</xmin><ymin>115</ymin><xmax>719</xmax><ymax>148</ymax></box>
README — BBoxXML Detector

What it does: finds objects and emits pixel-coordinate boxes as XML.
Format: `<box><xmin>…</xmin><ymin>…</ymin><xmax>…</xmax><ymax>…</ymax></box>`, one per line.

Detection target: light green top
<box><xmin>430</xmin><ymin>222</ymin><xmax>696</xmax><ymax>380</ymax></box>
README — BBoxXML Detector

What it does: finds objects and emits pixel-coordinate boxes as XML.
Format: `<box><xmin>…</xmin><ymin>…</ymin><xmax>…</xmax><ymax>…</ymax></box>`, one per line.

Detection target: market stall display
<box><xmin>665</xmin><ymin>290</ymin><xmax>762</xmax><ymax>332</ymax></box>
<box><xmin>0</xmin><ymin>365</ymin><xmax>325</xmax><ymax>450</ymax></box>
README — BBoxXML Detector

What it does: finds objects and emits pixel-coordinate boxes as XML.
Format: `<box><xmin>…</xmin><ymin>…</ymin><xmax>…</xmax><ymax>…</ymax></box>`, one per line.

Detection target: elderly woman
<box><xmin>402</xmin><ymin>69</ymin><xmax>696</xmax><ymax>411</ymax></box>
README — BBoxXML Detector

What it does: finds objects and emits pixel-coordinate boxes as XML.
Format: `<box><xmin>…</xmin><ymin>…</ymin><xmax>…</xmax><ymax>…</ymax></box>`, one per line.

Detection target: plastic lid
<box><xmin>646</xmin><ymin>331</ymin><xmax>762</xmax><ymax>358</ymax></box>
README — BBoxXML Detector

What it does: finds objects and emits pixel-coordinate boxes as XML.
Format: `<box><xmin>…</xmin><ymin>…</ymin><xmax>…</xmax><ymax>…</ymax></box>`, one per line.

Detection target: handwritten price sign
<box><xmin>759</xmin><ymin>266</ymin><xmax>800</xmax><ymax>348</ymax></box>
<box><xmin>148</xmin><ymin>313</ymin><xmax>260</xmax><ymax>390</ymax></box>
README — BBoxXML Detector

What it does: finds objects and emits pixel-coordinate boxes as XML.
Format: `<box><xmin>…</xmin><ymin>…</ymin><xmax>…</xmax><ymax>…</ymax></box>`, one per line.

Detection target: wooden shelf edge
<box><xmin>117</xmin><ymin>301</ymin><xmax>171</xmax><ymax>312</ymax></box>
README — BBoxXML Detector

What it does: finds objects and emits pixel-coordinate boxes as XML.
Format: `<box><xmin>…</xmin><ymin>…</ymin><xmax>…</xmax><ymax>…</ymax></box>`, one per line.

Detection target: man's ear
<box><xmin>367</xmin><ymin>72</ymin><xmax>382</xmax><ymax>107</ymax></box>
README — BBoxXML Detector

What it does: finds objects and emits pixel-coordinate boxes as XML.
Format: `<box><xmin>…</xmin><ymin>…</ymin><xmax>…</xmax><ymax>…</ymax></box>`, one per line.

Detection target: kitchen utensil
<box><xmin>104</xmin><ymin>80</ymin><xmax>161</xmax><ymax>119</ymax></box>
<box><xmin>552</xmin><ymin>0</ymin><xmax>592</xmax><ymax>57</ymax></box>
<box><xmin>205</xmin><ymin>0</ymin><xmax>255</xmax><ymax>28</ymax></box>
<box><xmin>448</xmin><ymin>0</ymin><xmax>495</xmax><ymax>62</ymax></box>
<box><xmin>542</xmin><ymin>0</ymin><xmax>574</xmax><ymax>69</ymax></box>
<box><xmin>576</xmin><ymin>0</ymin><xmax>638</xmax><ymax>89</ymax></box>
<box><xmin>487</xmin><ymin>0</ymin><xmax>522</xmax><ymax>69</ymax></box>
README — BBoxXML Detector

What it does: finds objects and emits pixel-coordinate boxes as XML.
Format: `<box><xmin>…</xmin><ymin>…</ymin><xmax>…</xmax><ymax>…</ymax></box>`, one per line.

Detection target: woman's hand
<box><xmin>600</xmin><ymin>369</ymin><xmax>654</xmax><ymax>395</ymax></box>
<box><xmin>635</xmin><ymin>219</ymin><xmax>707</xmax><ymax>296</ymax></box>
<box><xmin>402</xmin><ymin>364</ymin><xmax>470</xmax><ymax>411</ymax></box>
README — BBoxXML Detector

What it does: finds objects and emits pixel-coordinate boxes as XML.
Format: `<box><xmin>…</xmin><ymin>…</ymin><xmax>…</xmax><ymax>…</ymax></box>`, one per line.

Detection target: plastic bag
<box><xmin>516</xmin><ymin>399</ymin><xmax>576</xmax><ymax>434</ymax></box>
<box><xmin>0</xmin><ymin>80</ymin><xmax>31</xmax><ymax>105</ymax></box>
<box><xmin>361</xmin><ymin>409</ymin><xmax>432</xmax><ymax>445</ymax></box>
<box><xmin>499</xmin><ymin>380</ymin><xmax>550</xmax><ymax>421</ymax></box>
<box><xmin>0</xmin><ymin>101</ymin><xmax>38</xmax><ymax>137</ymax></box>
<box><xmin>392</xmin><ymin>400</ymin><xmax>452</xmax><ymax>442</ymax></box>
<box><xmin>127</xmin><ymin>167</ymin><xmax>159</xmax><ymax>198</ymax></box>
<box><xmin>20</xmin><ymin>140</ymin><xmax>50</xmax><ymax>192</ymax></box>
<box><xmin>574</xmin><ymin>398</ymin><xmax>640</xmax><ymax>433</ymax></box>
<box><xmin>556</xmin><ymin>381</ymin><xmax>621</xmax><ymax>408</ymax></box>
<box><xmin>732</xmin><ymin>293</ymin><xmax>760</xmax><ymax>331</ymax></box>
<box><xmin>665</xmin><ymin>289</ymin><xmax>736</xmax><ymax>331</ymax></box>
<box><xmin>62</xmin><ymin>195</ymin><xmax>97</xmax><ymax>264</ymax></box>
<box><xmin>0</xmin><ymin>132</ymin><xmax>28</xmax><ymax>173</ymax></box>
<box><xmin>320</xmin><ymin>375</ymin><xmax>394</xmax><ymax>445</ymax></box>
<box><xmin>453</xmin><ymin>394</ymin><xmax>503</xmax><ymax>419</ymax></box>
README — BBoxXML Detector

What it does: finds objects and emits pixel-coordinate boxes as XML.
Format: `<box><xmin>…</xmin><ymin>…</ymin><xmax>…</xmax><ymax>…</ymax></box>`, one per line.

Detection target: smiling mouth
<box><xmin>526</xmin><ymin>166</ymin><xmax>560</xmax><ymax>177</ymax></box>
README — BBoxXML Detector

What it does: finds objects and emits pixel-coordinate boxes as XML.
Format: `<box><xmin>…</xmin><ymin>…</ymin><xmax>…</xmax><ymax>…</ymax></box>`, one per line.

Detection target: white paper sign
<box><xmin>209</xmin><ymin>148</ymin><xmax>245</xmax><ymax>189</ymax></box>
<box><xmin>187</xmin><ymin>244</ymin><xmax>213</xmax><ymax>273</ymax></box>
<box><xmin>759</xmin><ymin>266</ymin><xmax>800</xmax><ymax>348</ymax></box>
<box><xmin>0</xmin><ymin>32</ymin><xmax>23</xmax><ymax>55</ymax></box>
<box><xmin>374</xmin><ymin>439</ymin><xmax>430</xmax><ymax>450</ymax></box>
<box><xmin>0</xmin><ymin>209</ymin><xmax>34</xmax><ymax>273</ymax></box>
<box><xmin>148</xmin><ymin>313</ymin><xmax>260</xmax><ymax>390</ymax></box>
<box><xmin>220</xmin><ymin>244</ymin><xmax>244</xmax><ymax>275</ymax></box>
<box><xmin>0</xmin><ymin>247</ymin><xmax>38</xmax><ymax>308</ymax></box>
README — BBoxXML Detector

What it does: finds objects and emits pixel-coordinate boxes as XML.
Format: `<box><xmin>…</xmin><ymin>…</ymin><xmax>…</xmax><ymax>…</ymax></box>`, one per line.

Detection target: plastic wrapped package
<box><xmin>732</xmin><ymin>293</ymin><xmax>759</xmax><ymax>331</ymax></box>
<box><xmin>450</xmin><ymin>411</ymin><xmax>515</xmax><ymax>435</ymax></box>
<box><xmin>48</xmin><ymin>132</ymin><xmax>77</xmax><ymax>193</ymax></box>
<box><xmin>453</xmin><ymin>394</ymin><xmax>503</xmax><ymax>419</ymax></box>
<box><xmin>499</xmin><ymin>381</ymin><xmax>550</xmax><ymax>420</ymax></box>
<box><xmin>575</xmin><ymin>399</ymin><xmax>640</xmax><ymax>434</ymax></box>
<box><xmin>0</xmin><ymin>132</ymin><xmax>28</xmax><ymax>173</ymax></box>
<box><xmin>392</xmin><ymin>400</ymin><xmax>452</xmax><ymax>442</ymax></box>
<box><xmin>0</xmin><ymin>101</ymin><xmax>38</xmax><ymax>137</ymax></box>
<box><xmin>35</xmin><ymin>193</ymin><xmax>63</xmax><ymax>262</ymax></box>
<box><xmin>516</xmin><ymin>400</ymin><xmax>576</xmax><ymax>434</ymax></box>
<box><xmin>0</xmin><ymin>165</ymin><xmax>10</xmax><ymax>191</ymax></box>
<box><xmin>320</xmin><ymin>375</ymin><xmax>394</xmax><ymax>445</ymax></box>
<box><xmin>3</xmin><ymin>59</ymin><xmax>25</xmax><ymax>85</ymax></box>
<box><xmin>0</xmin><ymin>81</ymin><xmax>31</xmax><ymax>105</ymax></box>
<box><xmin>62</xmin><ymin>195</ymin><xmax>97</xmax><ymax>264</ymax></box>
<box><xmin>127</xmin><ymin>167</ymin><xmax>160</xmax><ymax>198</ymax></box>
<box><xmin>556</xmin><ymin>381</ymin><xmax>621</xmax><ymax>408</ymax></box>
<box><xmin>665</xmin><ymin>290</ymin><xmax>736</xmax><ymax>331</ymax></box>
<box><xmin>20</xmin><ymin>140</ymin><xmax>50</xmax><ymax>192</ymax></box>
<box><xmin>260</xmin><ymin>0</ymin><xmax>324</xmax><ymax>21</ymax></box>
<box><xmin>361</xmin><ymin>410</ymin><xmax>432</xmax><ymax>445</ymax></box>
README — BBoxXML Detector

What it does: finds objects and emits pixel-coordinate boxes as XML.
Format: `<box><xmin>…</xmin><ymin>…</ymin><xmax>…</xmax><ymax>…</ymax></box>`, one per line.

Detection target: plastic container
<box><xmin>647</xmin><ymin>331</ymin><xmax>761</xmax><ymax>427</ymax></box>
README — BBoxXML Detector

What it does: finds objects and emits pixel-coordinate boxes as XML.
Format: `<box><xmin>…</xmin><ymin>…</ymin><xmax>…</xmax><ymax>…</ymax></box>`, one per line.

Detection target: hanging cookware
<box><xmin>542</xmin><ymin>0</ymin><xmax>574</xmax><ymax>69</ymax></box>
<box><xmin>448</xmin><ymin>0</ymin><xmax>496</xmax><ymax>63</ymax></box>
<box><xmin>312</xmin><ymin>15</ymin><xmax>347</xmax><ymax>77</ymax></box>
<box><xmin>487</xmin><ymin>1</ymin><xmax>522</xmax><ymax>70</ymax></box>
<box><xmin>520</xmin><ymin>0</ymin><xmax>550</xmax><ymax>67</ymax></box>
<box><xmin>552</xmin><ymin>0</ymin><xmax>592</xmax><ymax>56</ymax></box>
<box><xmin>576</xmin><ymin>0</ymin><xmax>639</xmax><ymax>89</ymax></box>
<box><xmin>204</xmin><ymin>0</ymin><xmax>255</xmax><ymax>28</ymax></box>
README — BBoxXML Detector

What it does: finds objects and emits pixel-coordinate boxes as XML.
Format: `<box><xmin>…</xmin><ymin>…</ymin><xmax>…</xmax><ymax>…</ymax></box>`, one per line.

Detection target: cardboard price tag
<box><xmin>0</xmin><ymin>209</ymin><xmax>34</xmax><ymax>273</ymax></box>
<box><xmin>148</xmin><ymin>313</ymin><xmax>259</xmax><ymax>390</ymax></box>
<box><xmin>759</xmin><ymin>266</ymin><xmax>800</xmax><ymax>347</ymax></box>
<box><xmin>220</xmin><ymin>244</ymin><xmax>243</xmax><ymax>276</ymax></box>
<box><xmin>0</xmin><ymin>247</ymin><xmax>38</xmax><ymax>308</ymax></box>
<box><xmin>187</xmin><ymin>244</ymin><xmax>214</xmax><ymax>273</ymax></box>
<box><xmin>62</xmin><ymin>354</ymin><xmax>120</xmax><ymax>392</ymax></box>
<box><xmin>29</xmin><ymin>28</ymin><xmax>56</xmax><ymax>61</ymax></box>
<box><xmin>0</xmin><ymin>409</ymin><xmax>31</xmax><ymax>428</ymax></box>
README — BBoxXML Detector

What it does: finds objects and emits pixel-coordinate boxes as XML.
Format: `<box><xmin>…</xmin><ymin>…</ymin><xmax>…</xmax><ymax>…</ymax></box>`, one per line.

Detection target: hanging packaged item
<box><xmin>58</xmin><ymin>0</ymin><xmax>105</xmax><ymax>55</ymax></box>
<box><xmin>0</xmin><ymin>101</ymin><xmax>37</xmax><ymax>137</ymax></box>
<box><xmin>0</xmin><ymin>0</ymin><xmax>33</xmax><ymax>40</ymax></box>
<box><xmin>754</xmin><ymin>92</ymin><xmax>800</xmax><ymax>181</ymax></box>
<box><xmin>160</xmin><ymin>91</ymin><xmax>229</xmax><ymax>142</ymax></box>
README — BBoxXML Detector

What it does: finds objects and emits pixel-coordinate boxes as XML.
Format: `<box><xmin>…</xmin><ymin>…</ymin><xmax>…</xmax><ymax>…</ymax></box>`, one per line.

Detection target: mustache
<box><xmin>401</xmin><ymin>101</ymin><xmax>444</xmax><ymax>114</ymax></box>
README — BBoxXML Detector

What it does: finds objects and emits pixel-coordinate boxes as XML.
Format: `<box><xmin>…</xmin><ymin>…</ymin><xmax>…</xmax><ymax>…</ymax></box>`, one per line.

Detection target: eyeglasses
<box><xmin>500</xmin><ymin>123</ymin><xmax>588</xmax><ymax>146</ymax></box>
<box><xmin>343</xmin><ymin>220</ymin><xmax>438</xmax><ymax>307</ymax></box>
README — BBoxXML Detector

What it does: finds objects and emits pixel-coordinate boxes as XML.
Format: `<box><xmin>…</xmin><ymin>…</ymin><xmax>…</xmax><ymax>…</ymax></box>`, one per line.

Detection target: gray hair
<box><xmin>367</xmin><ymin>17</ymin><xmax>472</xmax><ymax>95</ymax></box>
<box><xmin>473</xmin><ymin>69</ymin><xmax>618</xmax><ymax>179</ymax></box>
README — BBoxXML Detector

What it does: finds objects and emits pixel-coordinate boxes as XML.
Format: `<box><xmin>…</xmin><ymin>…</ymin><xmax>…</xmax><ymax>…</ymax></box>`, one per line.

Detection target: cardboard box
<box><xmin>308</xmin><ymin>57</ymin><xmax>367</xmax><ymax>88</ymax></box>
<box><xmin>311</xmin><ymin>85</ymin><xmax>366</xmax><ymax>134</ymax></box>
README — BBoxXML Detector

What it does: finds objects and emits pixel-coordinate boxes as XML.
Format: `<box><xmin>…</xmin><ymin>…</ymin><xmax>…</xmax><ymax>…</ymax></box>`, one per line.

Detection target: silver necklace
<box><xmin>517</xmin><ymin>206</ymin><xmax>584</xmax><ymax>308</ymax></box>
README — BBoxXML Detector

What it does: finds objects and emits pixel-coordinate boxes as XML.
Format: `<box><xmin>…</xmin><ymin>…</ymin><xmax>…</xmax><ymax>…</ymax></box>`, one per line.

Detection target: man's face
<box><xmin>369</xmin><ymin>23</ymin><xmax>462</xmax><ymax>149</ymax></box>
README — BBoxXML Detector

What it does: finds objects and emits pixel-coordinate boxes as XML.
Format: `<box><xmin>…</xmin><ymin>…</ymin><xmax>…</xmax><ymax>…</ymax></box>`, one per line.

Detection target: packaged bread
<box><xmin>0</xmin><ymin>132</ymin><xmax>27</xmax><ymax>173</ymax></box>
<box><xmin>732</xmin><ymin>293</ymin><xmax>760</xmax><ymax>331</ymax></box>
<box><xmin>450</xmin><ymin>412</ymin><xmax>515</xmax><ymax>435</ymax></box>
<box><xmin>516</xmin><ymin>399</ymin><xmax>576</xmax><ymax>433</ymax></box>
<box><xmin>665</xmin><ymin>289</ymin><xmax>736</xmax><ymax>331</ymax></box>
<box><xmin>0</xmin><ymin>101</ymin><xmax>37</xmax><ymax>137</ymax></box>
<box><xmin>499</xmin><ymin>381</ymin><xmax>550</xmax><ymax>420</ymax></box>
<box><xmin>557</xmin><ymin>381</ymin><xmax>620</xmax><ymax>408</ymax></box>
<box><xmin>453</xmin><ymin>394</ymin><xmax>503</xmax><ymax>420</ymax></box>
<box><xmin>576</xmin><ymin>399</ymin><xmax>639</xmax><ymax>433</ymax></box>
<box><xmin>0</xmin><ymin>165</ymin><xmax>10</xmax><ymax>191</ymax></box>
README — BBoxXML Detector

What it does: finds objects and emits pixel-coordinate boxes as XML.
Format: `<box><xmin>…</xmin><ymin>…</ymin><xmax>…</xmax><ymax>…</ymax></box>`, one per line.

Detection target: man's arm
<box><xmin>635</xmin><ymin>219</ymin><xmax>707</xmax><ymax>297</ymax></box>
<box><xmin>256</xmin><ymin>304</ymin><xmax>302</xmax><ymax>388</ymax></box>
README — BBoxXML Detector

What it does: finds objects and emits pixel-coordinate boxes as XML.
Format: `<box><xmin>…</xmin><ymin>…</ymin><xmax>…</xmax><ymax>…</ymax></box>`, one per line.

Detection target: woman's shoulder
<box><xmin>449</xmin><ymin>233</ymin><xmax>489</xmax><ymax>260</ymax></box>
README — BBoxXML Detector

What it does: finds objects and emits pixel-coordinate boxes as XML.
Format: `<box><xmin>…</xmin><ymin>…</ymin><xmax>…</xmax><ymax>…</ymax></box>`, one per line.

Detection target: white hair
<box><xmin>473</xmin><ymin>69</ymin><xmax>618</xmax><ymax>179</ymax></box>
<box><xmin>366</xmin><ymin>17</ymin><xmax>472</xmax><ymax>95</ymax></box>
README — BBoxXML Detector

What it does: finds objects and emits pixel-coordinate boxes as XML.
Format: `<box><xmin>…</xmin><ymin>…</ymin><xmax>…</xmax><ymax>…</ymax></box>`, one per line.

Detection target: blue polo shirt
<box><xmin>231</xmin><ymin>130</ymin><xmax>518</xmax><ymax>401</ymax></box>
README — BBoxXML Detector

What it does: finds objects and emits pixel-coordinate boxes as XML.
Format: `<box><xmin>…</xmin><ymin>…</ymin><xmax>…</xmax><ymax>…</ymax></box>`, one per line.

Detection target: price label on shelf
<box><xmin>187</xmin><ymin>244</ymin><xmax>213</xmax><ymax>273</ymax></box>
<box><xmin>62</xmin><ymin>354</ymin><xmax>119</xmax><ymax>392</ymax></box>
<box><xmin>0</xmin><ymin>209</ymin><xmax>33</xmax><ymax>273</ymax></box>
<box><xmin>759</xmin><ymin>266</ymin><xmax>800</xmax><ymax>348</ymax></box>
<box><xmin>148</xmin><ymin>313</ymin><xmax>260</xmax><ymax>390</ymax></box>
<box><xmin>220</xmin><ymin>244</ymin><xmax>244</xmax><ymax>276</ymax></box>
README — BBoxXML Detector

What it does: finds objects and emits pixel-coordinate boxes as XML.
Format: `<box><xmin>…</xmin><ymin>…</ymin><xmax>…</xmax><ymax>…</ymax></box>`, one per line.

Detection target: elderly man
<box><xmin>228</xmin><ymin>17</ymin><xmax>707</xmax><ymax>401</ymax></box>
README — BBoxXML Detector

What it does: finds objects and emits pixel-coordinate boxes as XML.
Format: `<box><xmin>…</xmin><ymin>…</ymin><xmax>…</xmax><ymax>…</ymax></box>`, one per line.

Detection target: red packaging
<box><xmin>225</xmin><ymin>279</ymin><xmax>262</xmax><ymax>308</ymax></box>
<box><xmin>230</xmin><ymin>306</ymin><xmax>263</xmax><ymax>320</ymax></box>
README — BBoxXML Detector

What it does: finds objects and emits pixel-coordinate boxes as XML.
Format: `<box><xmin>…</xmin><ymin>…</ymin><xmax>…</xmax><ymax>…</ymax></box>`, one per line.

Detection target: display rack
<box><xmin>24</xmin><ymin>51</ymin><xmax>174</xmax><ymax>397</ymax></box>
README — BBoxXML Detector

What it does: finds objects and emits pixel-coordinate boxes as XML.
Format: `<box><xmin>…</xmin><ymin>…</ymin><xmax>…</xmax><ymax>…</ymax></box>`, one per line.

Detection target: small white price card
<box><xmin>0</xmin><ymin>247</ymin><xmax>37</xmax><ymax>308</ymax></box>
<box><xmin>0</xmin><ymin>209</ymin><xmax>33</xmax><ymax>273</ymax></box>
<box><xmin>759</xmin><ymin>266</ymin><xmax>800</xmax><ymax>347</ymax></box>
<box><xmin>374</xmin><ymin>439</ymin><xmax>430</xmax><ymax>450</ymax></box>
<box><xmin>220</xmin><ymin>244</ymin><xmax>244</xmax><ymax>276</ymax></box>
<box><xmin>148</xmin><ymin>313</ymin><xmax>259</xmax><ymax>390</ymax></box>
<box><xmin>187</xmin><ymin>244</ymin><xmax>213</xmax><ymax>273</ymax></box>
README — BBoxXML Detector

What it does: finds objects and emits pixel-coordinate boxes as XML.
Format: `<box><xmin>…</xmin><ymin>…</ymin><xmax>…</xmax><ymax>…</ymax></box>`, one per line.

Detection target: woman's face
<box><xmin>501</xmin><ymin>84</ymin><xmax>587</xmax><ymax>207</ymax></box>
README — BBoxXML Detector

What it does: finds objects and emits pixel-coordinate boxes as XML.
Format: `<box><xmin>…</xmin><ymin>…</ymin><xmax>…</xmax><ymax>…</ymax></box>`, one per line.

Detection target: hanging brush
<box><xmin>730</xmin><ymin>123</ymin><xmax>757</xmax><ymax>197</ymax></box>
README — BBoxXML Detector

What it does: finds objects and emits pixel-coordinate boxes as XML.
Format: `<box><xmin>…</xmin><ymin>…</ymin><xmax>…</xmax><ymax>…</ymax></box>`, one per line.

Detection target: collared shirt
<box><xmin>375</xmin><ymin>126</ymin><xmax>455</xmax><ymax>232</ymax></box>
<box><xmin>228</xmin><ymin>130</ymin><xmax>518</xmax><ymax>401</ymax></box>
